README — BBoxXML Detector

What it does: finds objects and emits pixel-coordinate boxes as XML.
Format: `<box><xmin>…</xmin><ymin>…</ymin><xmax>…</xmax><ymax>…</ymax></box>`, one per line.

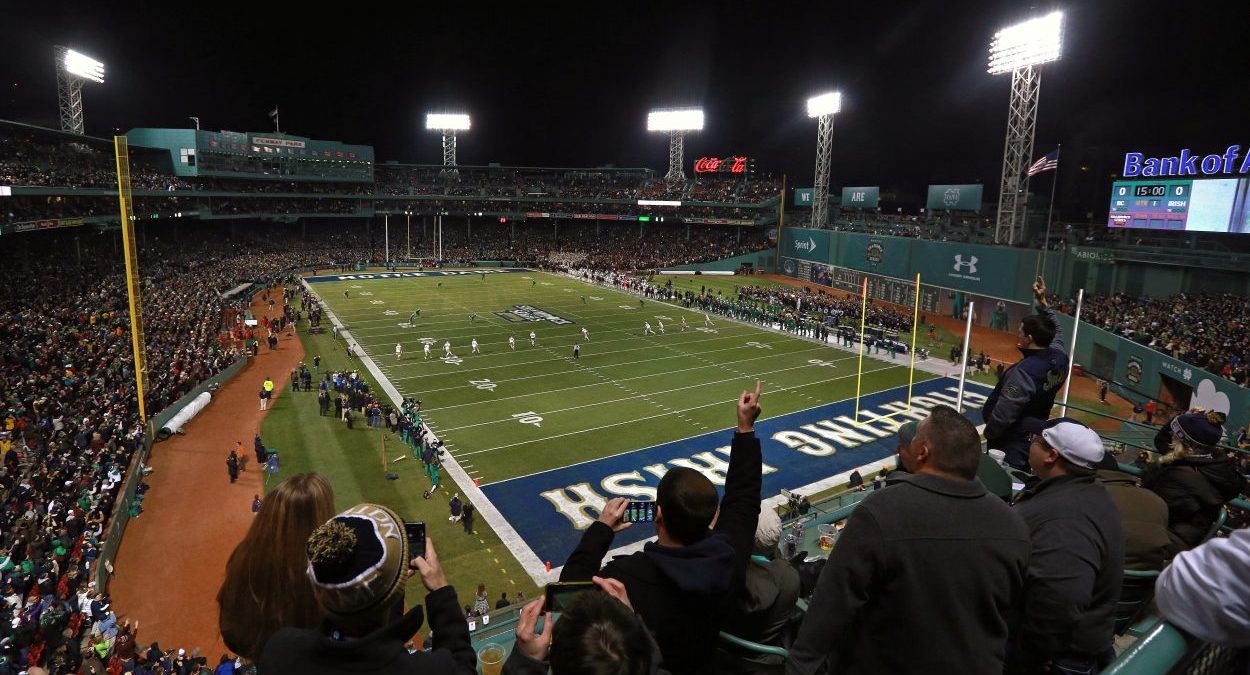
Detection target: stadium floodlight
<box><xmin>425</xmin><ymin>113</ymin><xmax>470</xmax><ymax>172</ymax></box>
<box><xmin>54</xmin><ymin>46</ymin><xmax>104</xmax><ymax>135</ymax></box>
<box><xmin>807</xmin><ymin>91</ymin><xmax>842</xmax><ymax>229</ymax></box>
<box><xmin>63</xmin><ymin>49</ymin><xmax>105</xmax><ymax>83</ymax></box>
<box><xmin>425</xmin><ymin>113</ymin><xmax>471</xmax><ymax>131</ymax></box>
<box><xmin>646</xmin><ymin>108</ymin><xmax>704</xmax><ymax>132</ymax></box>
<box><xmin>806</xmin><ymin>92</ymin><xmax>842</xmax><ymax>118</ymax></box>
<box><xmin>987</xmin><ymin>12</ymin><xmax>1063</xmax><ymax>74</ymax></box>
<box><xmin>648</xmin><ymin>108</ymin><xmax>703</xmax><ymax>182</ymax></box>
<box><xmin>989</xmin><ymin>11</ymin><xmax>1064</xmax><ymax>245</ymax></box>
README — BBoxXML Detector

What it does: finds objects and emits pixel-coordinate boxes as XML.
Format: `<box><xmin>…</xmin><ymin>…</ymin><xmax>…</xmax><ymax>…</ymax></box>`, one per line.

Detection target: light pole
<box><xmin>806</xmin><ymin>92</ymin><xmax>842</xmax><ymax>229</ymax></box>
<box><xmin>988</xmin><ymin>11</ymin><xmax>1064</xmax><ymax>245</ymax></box>
<box><xmin>54</xmin><ymin>47</ymin><xmax>104</xmax><ymax>135</ymax></box>
<box><xmin>425</xmin><ymin>113</ymin><xmax>471</xmax><ymax>177</ymax></box>
<box><xmin>647</xmin><ymin>108</ymin><xmax>703</xmax><ymax>183</ymax></box>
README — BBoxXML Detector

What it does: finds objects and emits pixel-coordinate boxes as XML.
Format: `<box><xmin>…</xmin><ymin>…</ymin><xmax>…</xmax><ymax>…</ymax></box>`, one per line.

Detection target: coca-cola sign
<box><xmin>694</xmin><ymin>156</ymin><xmax>748</xmax><ymax>174</ymax></box>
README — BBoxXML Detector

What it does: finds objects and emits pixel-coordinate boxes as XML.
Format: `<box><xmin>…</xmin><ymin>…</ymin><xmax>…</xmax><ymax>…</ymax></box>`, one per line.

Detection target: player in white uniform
<box><xmin>681</xmin><ymin>316</ymin><xmax>688</xmax><ymax>331</ymax></box>
<box><xmin>704</xmin><ymin>313</ymin><xmax>714</xmax><ymax>326</ymax></box>
<box><xmin>395</xmin><ymin>343</ymin><xmax>402</xmax><ymax>360</ymax></box>
<box><xmin>443</xmin><ymin>341</ymin><xmax>453</xmax><ymax>357</ymax></box>
<box><xmin>423</xmin><ymin>342</ymin><xmax>432</xmax><ymax>359</ymax></box>
<box><xmin>644</xmin><ymin>322</ymin><xmax>654</xmax><ymax>335</ymax></box>
<box><xmin>658</xmin><ymin>320</ymin><xmax>665</xmax><ymax>334</ymax></box>
<box><xmin>529</xmin><ymin>331</ymin><xmax>537</xmax><ymax>346</ymax></box>
<box><xmin>509</xmin><ymin>336</ymin><xmax>516</xmax><ymax>350</ymax></box>
<box><xmin>581</xmin><ymin>327</ymin><xmax>589</xmax><ymax>342</ymax></box>
<box><xmin>471</xmin><ymin>339</ymin><xmax>480</xmax><ymax>354</ymax></box>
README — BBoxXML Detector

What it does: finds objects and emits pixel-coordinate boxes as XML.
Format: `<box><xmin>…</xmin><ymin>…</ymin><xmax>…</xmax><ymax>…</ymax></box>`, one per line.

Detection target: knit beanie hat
<box><xmin>1172</xmin><ymin>411</ymin><xmax>1226</xmax><ymax>451</ymax></box>
<box><xmin>305</xmin><ymin>503</ymin><xmax>409</xmax><ymax>627</ymax></box>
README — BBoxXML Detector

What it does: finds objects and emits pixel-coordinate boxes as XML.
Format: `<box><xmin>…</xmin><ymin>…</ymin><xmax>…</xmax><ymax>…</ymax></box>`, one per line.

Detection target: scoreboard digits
<box><xmin>1109</xmin><ymin>178</ymin><xmax>1247</xmax><ymax>233</ymax></box>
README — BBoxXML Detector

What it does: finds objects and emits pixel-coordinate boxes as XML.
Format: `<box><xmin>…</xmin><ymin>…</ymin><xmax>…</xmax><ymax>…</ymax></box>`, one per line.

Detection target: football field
<box><xmin>304</xmin><ymin>268</ymin><xmax>990</xmax><ymax>581</ymax></box>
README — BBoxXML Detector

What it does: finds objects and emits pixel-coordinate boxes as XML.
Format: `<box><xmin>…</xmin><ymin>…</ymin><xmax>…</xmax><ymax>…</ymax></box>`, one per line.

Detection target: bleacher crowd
<box><xmin>1053</xmin><ymin>292</ymin><xmax>1250</xmax><ymax>388</ymax></box>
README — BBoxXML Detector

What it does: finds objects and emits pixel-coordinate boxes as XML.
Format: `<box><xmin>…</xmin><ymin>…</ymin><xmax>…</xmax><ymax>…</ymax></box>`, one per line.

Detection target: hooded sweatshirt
<box><xmin>560</xmin><ymin>431</ymin><xmax>762</xmax><ymax>675</ymax></box>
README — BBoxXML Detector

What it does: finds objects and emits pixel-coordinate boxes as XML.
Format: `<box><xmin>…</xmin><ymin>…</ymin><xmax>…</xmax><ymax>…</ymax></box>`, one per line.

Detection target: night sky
<box><xmin>3</xmin><ymin>1</ymin><xmax>1249</xmax><ymax>212</ymax></box>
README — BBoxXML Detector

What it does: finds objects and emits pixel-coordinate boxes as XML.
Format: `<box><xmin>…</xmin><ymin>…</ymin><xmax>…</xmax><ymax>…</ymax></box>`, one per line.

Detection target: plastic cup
<box><xmin>479</xmin><ymin>643</ymin><xmax>505</xmax><ymax>675</ymax></box>
<box><xmin>818</xmin><ymin>524</ymin><xmax>838</xmax><ymax>552</ymax></box>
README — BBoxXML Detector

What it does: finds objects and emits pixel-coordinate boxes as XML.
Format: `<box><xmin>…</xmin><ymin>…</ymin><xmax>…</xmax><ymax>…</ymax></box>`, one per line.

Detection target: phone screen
<box><xmin>544</xmin><ymin>581</ymin><xmax>598</xmax><ymax>612</ymax></box>
<box><xmin>624</xmin><ymin>501</ymin><xmax>655</xmax><ymax>523</ymax></box>
<box><xmin>404</xmin><ymin>521</ymin><xmax>426</xmax><ymax>558</ymax></box>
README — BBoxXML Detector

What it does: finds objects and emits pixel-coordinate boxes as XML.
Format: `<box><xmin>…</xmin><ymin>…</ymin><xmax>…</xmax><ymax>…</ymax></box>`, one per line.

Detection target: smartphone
<box><xmin>404</xmin><ymin>521</ymin><xmax>426</xmax><ymax>558</ymax></box>
<box><xmin>544</xmin><ymin>581</ymin><xmax>599</xmax><ymax>612</ymax></box>
<box><xmin>623</xmin><ymin>500</ymin><xmax>655</xmax><ymax>523</ymax></box>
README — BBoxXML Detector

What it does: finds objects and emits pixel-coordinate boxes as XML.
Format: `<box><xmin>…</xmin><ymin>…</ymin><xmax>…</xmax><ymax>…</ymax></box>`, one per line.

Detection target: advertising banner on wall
<box><xmin>925</xmin><ymin>184</ymin><xmax>983</xmax><ymax>212</ymax></box>
<box><xmin>839</xmin><ymin>186</ymin><xmax>880</xmax><ymax>209</ymax></box>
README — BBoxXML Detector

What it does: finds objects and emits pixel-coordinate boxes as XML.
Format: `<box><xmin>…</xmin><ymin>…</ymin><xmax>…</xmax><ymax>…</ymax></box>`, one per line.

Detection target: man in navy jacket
<box><xmin>560</xmin><ymin>382</ymin><xmax>764</xmax><ymax>675</ymax></box>
<box><xmin>983</xmin><ymin>277</ymin><xmax>1069</xmax><ymax>470</ymax></box>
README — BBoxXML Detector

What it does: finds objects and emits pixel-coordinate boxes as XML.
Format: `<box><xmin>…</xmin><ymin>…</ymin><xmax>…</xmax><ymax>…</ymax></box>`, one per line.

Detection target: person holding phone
<box><xmin>259</xmin><ymin>504</ymin><xmax>475</xmax><ymax>674</ymax></box>
<box><xmin>559</xmin><ymin>382</ymin><xmax>764</xmax><ymax>675</ymax></box>
<box><xmin>503</xmin><ymin>577</ymin><xmax>670</xmax><ymax>674</ymax></box>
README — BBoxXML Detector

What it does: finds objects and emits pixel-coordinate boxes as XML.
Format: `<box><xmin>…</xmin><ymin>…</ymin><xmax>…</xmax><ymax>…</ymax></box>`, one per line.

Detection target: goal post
<box><xmin>852</xmin><ymin>273</ymin><xmax>922</xmax><ymax>426</ymax></box>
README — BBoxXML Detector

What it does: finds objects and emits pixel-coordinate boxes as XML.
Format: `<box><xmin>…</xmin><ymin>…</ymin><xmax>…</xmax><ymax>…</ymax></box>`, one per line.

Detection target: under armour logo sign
<box><xmin>953</xmin><ymin>255</ymin><xmax>978</xmax><ymax>274</ymax></box>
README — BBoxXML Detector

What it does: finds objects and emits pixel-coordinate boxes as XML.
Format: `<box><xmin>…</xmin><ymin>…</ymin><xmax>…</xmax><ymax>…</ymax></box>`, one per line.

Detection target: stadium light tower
<box><xmin>988</xmin><ymin>11</ymin><xmax>1063</xmax><ymax>245</ymax></box>
<box><xmin>54</xmin><ymin>47</ymin><xmax>105</xmax><ymax>135</ymax></box>
<box><xmin>806</xmin><ymin>92</ymin><xmax>842</xmax><ymax>229</ymax></box>
<box><xmin>647</xmin><ymin>108</ymin><xmax>703</xmax><ymax>183</ymax></box>
<box><xmin>425</xmin><ymin>113</ymin><xmax>471</xmax><ymax>173</ymax></box>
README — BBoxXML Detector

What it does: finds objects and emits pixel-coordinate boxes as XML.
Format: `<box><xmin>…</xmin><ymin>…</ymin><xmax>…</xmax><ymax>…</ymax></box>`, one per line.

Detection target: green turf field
<box><xmin>264</xmin><ymin>269</ymin><xmax>934</xmax><ymax>598</ymax></box>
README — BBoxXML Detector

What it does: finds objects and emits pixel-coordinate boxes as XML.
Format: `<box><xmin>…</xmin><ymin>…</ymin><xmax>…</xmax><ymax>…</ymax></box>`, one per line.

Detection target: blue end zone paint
<box><xmin>480</xmin><ymin>378</ymin><xmax>993</xmax><ymax>566</ymax></box>
<box><xmin>306</xmin><ymin>268</ymin><xmax>531</xmax><ymax>283</ymax></box>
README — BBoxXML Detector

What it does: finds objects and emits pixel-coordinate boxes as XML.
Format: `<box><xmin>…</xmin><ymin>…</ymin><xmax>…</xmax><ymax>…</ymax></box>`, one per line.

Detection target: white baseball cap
<box><xmin>1040</xmin><ymin>418</ymin><xmax>1105</xmax><ymax>469</ymax></box>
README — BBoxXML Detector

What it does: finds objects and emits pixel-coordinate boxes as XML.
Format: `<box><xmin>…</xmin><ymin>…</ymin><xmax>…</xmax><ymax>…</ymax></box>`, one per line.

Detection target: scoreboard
<box><xmin>1108</xmin><ymin>178</ymin><xmax>1250</xmax><ymax>233</ymax></box>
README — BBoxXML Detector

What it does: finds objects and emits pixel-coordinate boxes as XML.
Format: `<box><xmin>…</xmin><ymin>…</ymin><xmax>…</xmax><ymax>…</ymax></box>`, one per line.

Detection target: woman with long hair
<box><xmin>1144</xmin><ymin>410</ymin><xmax>1247</xmax><ymax>553</ymax></box>
<box><xmin>217</xmin><ymin>472</ymin><xmax>336</xmax><ymax>662</ymax></box>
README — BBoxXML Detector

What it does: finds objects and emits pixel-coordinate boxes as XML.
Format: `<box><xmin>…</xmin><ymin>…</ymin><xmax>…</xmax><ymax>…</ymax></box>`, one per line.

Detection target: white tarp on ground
<box><xmin>157</xmin><ymin>391</ymin><xmax>212</xmax><ymax>440</ymax></box>
<box><xmin>221</xmin><ymin>283</ymin><xmax>253</xmax><ymax>299</ymax></box>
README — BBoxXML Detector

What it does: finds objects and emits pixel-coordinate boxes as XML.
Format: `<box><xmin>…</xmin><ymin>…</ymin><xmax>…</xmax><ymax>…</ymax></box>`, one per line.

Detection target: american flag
<box><xmin>1027</xmin><ymin>150</ymin><xmax>1059</xmax><ymax>177</ymax></box>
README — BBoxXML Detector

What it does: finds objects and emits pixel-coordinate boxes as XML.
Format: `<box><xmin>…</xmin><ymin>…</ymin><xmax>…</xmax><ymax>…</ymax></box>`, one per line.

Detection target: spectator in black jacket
<box><xmin>787</xmin><ymin>405</ymin><xmax>1030</xmax><ymax>675</ymax></box>
<box><xmin>982</xmin><ymin>278</ymin><xmax>1069</xmax><ymax>470</ymax></box>
<box><xmin>560</xmin><ymin>382</ymin><xmax>764</xmax><ymax>675</ymax></box>
<box><xmin>259</xmin><ymin>503</ymin><xmax>475</xmax><ymax>674</ymax></box>
<box><xmin>1008</xmin><ymin>418</ymin><xmax>1124</xmax><ymax>675</ymax></box>
<box><xmin>1144</xmin><ymin>410</ymin><xmax>1247</xmax><ymax>552</ymax></box>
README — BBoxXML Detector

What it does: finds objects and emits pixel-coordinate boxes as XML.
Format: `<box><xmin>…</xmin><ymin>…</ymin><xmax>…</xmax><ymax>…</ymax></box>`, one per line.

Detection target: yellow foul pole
<box><xmin>114</xmin><ymin>136</ymin><xmax>149</xmax><ymax>423</ymax></box>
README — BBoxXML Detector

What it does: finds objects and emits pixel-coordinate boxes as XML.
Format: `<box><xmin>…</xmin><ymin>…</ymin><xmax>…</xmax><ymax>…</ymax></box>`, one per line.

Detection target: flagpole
<box><xmin>1041</xmin><ymin>144</ymin><xmax>1061</xmax><ymax>282</ymax></box>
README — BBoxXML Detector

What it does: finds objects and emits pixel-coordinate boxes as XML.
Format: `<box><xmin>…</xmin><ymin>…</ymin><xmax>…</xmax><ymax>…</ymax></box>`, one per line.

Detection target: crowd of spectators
<box><xmin>1053</xmin><ymin>292</ymin><xmax>1250</xmax><ymax>387</ymax></box>
<box><xmin>421</xmin><ymin>221</ymin><xmax>771</xmax><ymax>270</ymax></box>
<box><xmin>0</xmin><ymin>223</ymin><xmax>382</xmax><ymax>673</ymax></box>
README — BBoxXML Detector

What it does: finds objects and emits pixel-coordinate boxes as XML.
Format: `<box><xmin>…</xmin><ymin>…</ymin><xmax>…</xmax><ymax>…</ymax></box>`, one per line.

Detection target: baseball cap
<box><xmin>1039</xmin><ymin>418</ymin><xmax>1104</xmax><ymax>469</ymax></box>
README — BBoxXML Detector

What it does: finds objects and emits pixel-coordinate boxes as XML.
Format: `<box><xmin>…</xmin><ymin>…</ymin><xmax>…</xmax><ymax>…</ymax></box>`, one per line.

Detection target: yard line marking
<box><xmin>457</xmin><ymin>361</ymin><xmax>902</xmax><ymax>456</ymax></box>
<box><xmin>434</xmin><ymin>358</ymin><xmax>867</xmax><ymax>431</ymax></box>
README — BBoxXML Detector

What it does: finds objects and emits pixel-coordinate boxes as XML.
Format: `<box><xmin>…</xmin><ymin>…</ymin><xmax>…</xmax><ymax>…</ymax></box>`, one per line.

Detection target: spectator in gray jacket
<box><xmin>720</xmin><ymin>504</ymin><xmax>800</xmax><ymax>671</ymax></box>
<box><xmin>787</xmin><ymin>405</ymin><xmax>1030</xmax><ymax>675</ymax></box>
